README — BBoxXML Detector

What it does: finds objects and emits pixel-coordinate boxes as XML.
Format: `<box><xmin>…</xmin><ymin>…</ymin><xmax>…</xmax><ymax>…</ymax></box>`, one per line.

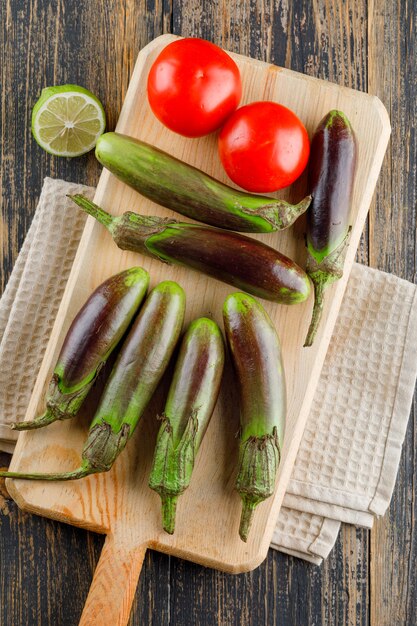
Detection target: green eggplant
<box><xmin>0</xmin><ymin>281</ymin><xmax>185</xmax><ymax>481</ymax></box>
<box><xmin>95</xmin><ymin>132</ymin><xmax>311</xmax><ymax>233</ymax></box>
<box><xmin>149</xmin><ymin>317</ymin><xmax>224</xmax><ymax>534</ymax></box>
<box><xmin>223</xmin><ymin>293</ymin><xmax>286</xmax><ymax>542</ymax></box>
<box><xmin>11</xmin><ymin>267</ymin><xmax>149</xmax><ymax>430</ymax></box>
<box><xmin>69</xmin><ymin>195</ymin><xmax>311</xmax><ymax>305</ymax></box>
<box><xmin>304</xmin><ymin>110</ymin><xmax>356</xmax><ymax>346</ymax></box>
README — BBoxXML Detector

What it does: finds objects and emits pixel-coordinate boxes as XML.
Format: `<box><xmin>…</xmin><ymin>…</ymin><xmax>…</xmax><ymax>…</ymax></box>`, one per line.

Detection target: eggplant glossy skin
<box><xmin>0</xmin><ymin>281</ymin><xmax>185</xmax><ymax>480</ymax></box>
<box><xmin>11</xmin><ymin>266</ymin><xmax>149</xmax><ymax>431</ymax></box>
<box><xmin>303</xmin><ymin>110</ymin><xmax>356</xmax><ymax>347</ymax></box>
<box><xmin>88</xmin><ymin>281</ymin><xmax>185</xmax><ymax>436</ymax></box>
<box><xmin>56</xmin><ymin>267</ymin><xmax>149</xmax><ymax>392</ymax></box>
<box><xmin>223</xmin><ymin>292</ymin><xmax>285</xmax><ymax>541</ymax></box>
<box><xmin>146</xmin><ymin>223</ymin><xmax>309</xmax><ymax>304</ymax></box>
<box><xmin>96</xmin><ymin>132</ymin><xmax>311</xmax><ymax>233</ymax></box>
<box><xmin>69</xmin><ymin>195</ymin><xmax>311</xmax><ymax>305</ymax></box>
<box><xmin>164</xmin><ymin>318</ymin><xmax>225</xmax><ymax>448</ymax></box>
<box><xmin>149</xmin><ymin>317</ymin><xmax>225</xmax><ymax>533</ymax></box>
<box><xmin>223</xmin><ymin>293</ymin><xmax>285</xmax><ymax>447</ymax></box>
<box><xmin>307</xmin><ymin>110</ymin><xmax>356</xmax><ymax>263</ymax></box>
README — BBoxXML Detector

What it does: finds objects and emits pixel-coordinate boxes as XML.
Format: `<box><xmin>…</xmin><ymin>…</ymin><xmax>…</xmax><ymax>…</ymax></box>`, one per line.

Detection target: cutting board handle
<box><xmin>78</xmin><ymin>533</ymin><xmax>147</xmax><ymax>626</ymax></box>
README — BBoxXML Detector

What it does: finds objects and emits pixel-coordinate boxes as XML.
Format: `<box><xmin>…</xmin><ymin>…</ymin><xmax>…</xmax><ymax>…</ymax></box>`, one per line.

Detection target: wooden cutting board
<box><xmin>6</xmin><ymin>35</ymin><xmax>390</xmax><ymax>626</ymax></box>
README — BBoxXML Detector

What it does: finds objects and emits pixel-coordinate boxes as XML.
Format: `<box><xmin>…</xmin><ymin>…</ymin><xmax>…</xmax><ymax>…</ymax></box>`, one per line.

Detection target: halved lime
<box><xmin>31</xmin><ymin>85</ymin><xmax>106</xmax><ymax>157</ymax></box>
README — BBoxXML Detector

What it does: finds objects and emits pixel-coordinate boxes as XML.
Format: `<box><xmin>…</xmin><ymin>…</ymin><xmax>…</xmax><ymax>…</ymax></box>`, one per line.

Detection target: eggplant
<box><xmin>223</xmin><ymin>293</ymin><xmax>286</xmax><ymax>541</ymax></box>
<box><xmin>0</xmin><ymin>282</ymin><xmax>185</xmax><ymax>481</ymax></box>
<box><xmin>149</xmin><ymin>317</ymin><xmax>224</xmax><ymax>534</ymax></box>
<box><xmin>304</xmin><ymin>110</ymin><xmax>356</xmax><ymax>346</ymax></box>
<box><xmin>11</xmin><ymin>267</ymin><xmax>149</xmax><ymax>430</ymax></box>
<box><xmin>69</xmin><ymin>194</ymin><xmax>311</xmax><ymax>305</ymax></box>
<box><xmin>95</xmin><ymin>132</ymin><xmax>311</xmax><ymax>233</ymax></box>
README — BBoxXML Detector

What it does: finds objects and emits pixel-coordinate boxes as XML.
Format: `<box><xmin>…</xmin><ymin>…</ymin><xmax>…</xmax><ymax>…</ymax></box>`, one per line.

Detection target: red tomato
<box><xmin>147</xmin><ymin>38</ymin><xmax>242</xmax><ymax>138</ymax></box>
<box><xmin>218</xmin><ymin>101</ymin><xmax>310</xmax><ymax>192</ymax></box>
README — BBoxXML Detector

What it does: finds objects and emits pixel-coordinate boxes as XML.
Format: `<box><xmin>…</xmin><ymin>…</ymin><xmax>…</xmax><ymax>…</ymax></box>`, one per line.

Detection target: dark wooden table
<box><xmin>1</xmin><ymin>1</ymin><xmax>416</xmax><ymax>624</ymax></box>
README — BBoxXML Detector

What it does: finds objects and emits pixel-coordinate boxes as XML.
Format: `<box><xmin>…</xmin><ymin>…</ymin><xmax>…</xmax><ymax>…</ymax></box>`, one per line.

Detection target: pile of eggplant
<box><xmin>1</xmin><ymin>110</ymin><xmax>356</xmax><ymax>542</ymax></box>
<box><xmin>0</xmin><ymin>267</ymin><xmax>285</xmax><ymax>542</ymax></box>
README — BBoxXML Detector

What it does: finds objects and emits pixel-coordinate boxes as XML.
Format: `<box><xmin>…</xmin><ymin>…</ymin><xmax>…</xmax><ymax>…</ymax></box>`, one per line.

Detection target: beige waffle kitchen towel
<box><xmin>282</xmin><ymin>262</ymin><xmax>417</xmax><ymax>534</ymax></box>
<box><xmin>1</xmin><ymin>178</ymin><xmax>416</xmax><ymax>564</ymax></box>
<box><xmin>0</xmin><ymin>179</ymin><xmax>95</xmax><ymax>449</ymax></box>
<box><xmin>270</xmin><ymin>508</ymin><xmax>341</xmax><ymax>565</ymax></box>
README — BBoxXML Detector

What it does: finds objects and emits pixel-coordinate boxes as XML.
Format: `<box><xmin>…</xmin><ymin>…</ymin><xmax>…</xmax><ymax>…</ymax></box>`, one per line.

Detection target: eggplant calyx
<box><xmin>304</xmin><ymin>229</ymin><xmax>352</xmax><ymax>347</ymax></box>
<box><xmin>149</xmin><ymin>412</ymin><xmax>199</xmax><ymax>534</ymax></box>
<box><xmin>150</xmin><ymin>412</ymin><xmax>199</xmax><ymax>486</ymax></box>
<box><xmin>82</xmin><ymin>421</ymin><xmax>131</xmax><ymax>473</ymax></box>
<box><xmin>306</xmin><ymin>227</ymin><xmax>352</xmax><ymax>278</ymax></box>
<box><xmin>10</xmin><ymin>375</ymin><xmax>93</xmax><ymax>430</ymax></box>
<box><xmin>236</xmin><ymin>428</ymin><xmax>281</xmax><ymax>542</ymax></box>
<box><xmin>242</xmin><ymin>195</ymin><xmax>312</xmax><ymax>230</ymax></box>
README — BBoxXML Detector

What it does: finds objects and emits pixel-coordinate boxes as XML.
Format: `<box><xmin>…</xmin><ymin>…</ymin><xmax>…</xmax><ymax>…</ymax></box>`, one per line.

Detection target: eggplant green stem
<box><xmin>304</xmin><ymin>229</ymin><xmax>352</xmax><ymax>347</ymax></box>
<box><xmin>0</xmin><ymin>464</ymin><xmax>93</xmax><ymax>481</ymax></box>
<box><xmin>303</xmin><ymin>279</ymin><xmax>325</xmax><ymax>347</ymax></box>
<box><xmin>67</xmin><ymin>194</ymin><xmax>113</xmax><ymax>228</ymax></box>
<box><xmin>11</xmin><ymin>408</ymin><xmax>56</xmax><ymax>431</ymax></box>
<box><xmin>239</xmin><ymin>497</ymin><xmax>258</xmax><ymax>542</ymax></box>
<box><xmin>161</xmin><ymin>495</ymin><xmax>179</xmax><ymax>534</ymax></box>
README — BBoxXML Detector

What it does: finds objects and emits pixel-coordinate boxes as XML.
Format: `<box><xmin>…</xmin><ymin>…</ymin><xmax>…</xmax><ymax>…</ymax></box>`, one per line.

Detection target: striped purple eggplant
<box><xmin>68</xmin><ymin>195</ymin><xmax>311</xmax><ymax>305</ymax></box>
<box><xmin>0</xmin><ymin>281</ymin><xmax>185</xmax><ymax>481</ymax></box>
<box><xmin>304</xmin><ymin>110</ymin><xmax>356</xmax><ymax>346</ymax></box>
<box><xmin>223</xmin><ymin>292</ymin><xmax>286</xmax><ymax>542</ymax></box>
<box><xmin>95</xmin><ymin>132</ymin><xmax>311</xmax><ymax>233</ymax></box>
<box><xmin>149</xmin><ymin>317</ymin><xmax>224</xmax><ymax>534</ymax></box>
<box><xmin>11</xmin><ymin>267</ymin><xmax>149</xmax><ymax>431</ymax></box>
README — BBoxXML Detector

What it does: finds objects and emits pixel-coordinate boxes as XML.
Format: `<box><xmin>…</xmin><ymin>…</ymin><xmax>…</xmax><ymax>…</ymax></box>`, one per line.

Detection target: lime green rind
<box><xmin>32</xmin><ymin>85</ymin><xmax>106</xmax><ymax>157</ymax></box>
<box><xmin>32</xmin><ymin>85</ymin><xmax>105</xmax><ymax>114</ymax></box>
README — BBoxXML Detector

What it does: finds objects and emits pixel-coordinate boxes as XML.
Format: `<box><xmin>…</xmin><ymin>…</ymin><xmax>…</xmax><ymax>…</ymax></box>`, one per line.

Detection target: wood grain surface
<box><xmin>4</xmin><ymin>32</ymin><xmax>389</xmax><ymax>625</ymax></box>
<box><xmin>0</xmin><ymin>1</ymin><xmax>415</xmax><ymax>626</ymax></box>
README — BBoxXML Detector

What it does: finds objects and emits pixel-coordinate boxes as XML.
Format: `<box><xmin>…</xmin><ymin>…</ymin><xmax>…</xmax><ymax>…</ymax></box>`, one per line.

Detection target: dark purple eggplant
<box><xmin>149</xmin><ymin>317</ymin><xmax>225</xmax><ymax>534</ymax></box>
<box><xmin>304</xmin><ymin>110</ymin><xmax>356</xmax><ymax>346</ymax></box>
<box><xmin>0</xmin><ymin>281</ymin><xmax>185</xmax><ymax>481</ymax></box>
<box><xmin>68</xmin><ymin>194</ymin><xmax>311</xmax><ymax>305</ymax></box>
<box><xmin>11</xmin><ymin>267</ymin><xmax>149</xmax><ymax>430</ymax></box>
<box><xmin>223</xmin><ymin>292</ymin><xmax>286</xmax><ymax>542</ymax></box>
